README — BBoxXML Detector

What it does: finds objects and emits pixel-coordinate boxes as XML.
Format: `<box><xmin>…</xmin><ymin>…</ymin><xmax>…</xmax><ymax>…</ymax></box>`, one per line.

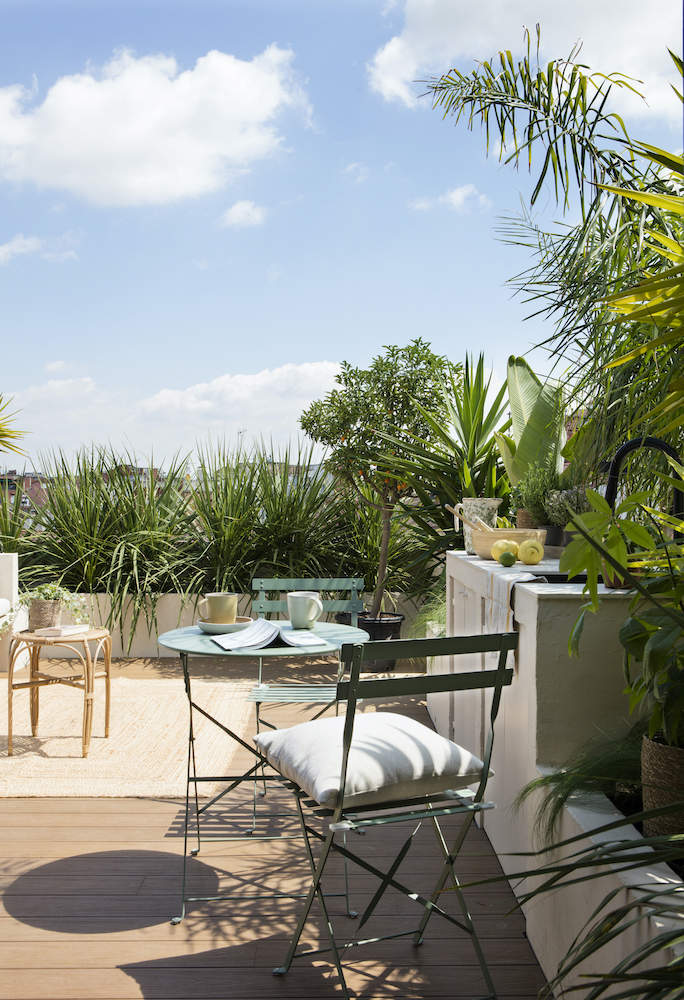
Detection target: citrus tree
<box><xmin>300</xmin><ymin>338</ymin><xmax>459</xmax><ymax>617</ymax></box>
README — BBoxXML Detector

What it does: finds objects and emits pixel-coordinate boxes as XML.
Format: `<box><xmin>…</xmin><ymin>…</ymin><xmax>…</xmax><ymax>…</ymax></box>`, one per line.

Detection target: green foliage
<box><xmin>28</xmin><ymin>450</ymin><xmax>202</xmax><ymax>649</ymax></box>
<box><xmin>0</xmin><ymin>482</ymin><xmax>28</xmax><ymax>555</ymax></box>
<box><xmin>495</xmin><ymin>356</ymin><xmax>565</xmax><ymax>485</ymax></box>
<box><xmin>0</xmin><ymin>394</ymin><xmax>26</xmax><ymax>457</ymax></box>
<box><xmin>621</xmin><ymin>575</ymin><xmax>684</xmax><ymax>746</ymax></box>
<box><xmin>19</xmin><ymin>583</ymin><xmax>87</xmax><ymax>622</ymax></box>
<box><xmin>515</xmin><ymin>723</ymin><xmax>645</xmax><ymax>844</ymax></box>
<box><xmin>544</xmin><ymin>485</ymin><xmax>591</xmax><ymax>527</ymax></box>
<box><xmin>300</xmin><ymin>338</ymin><xmax>458</xmax><ymax>615</ymax></box>
<box><xmin>253</xmin><ymin>445</ymin><xmax>349</xmax><ymax>580</ymax></box>
<box><xmin>190</xmin><ymin>444</ymin><xmax>262</xmax><ymax>594</ymax></box>
<box><xmin>8</xmin><ymin>446</ymin><xmax>437</xmax><ymax>645</ymax></box>
<box><xmin>379</xmin><ymin>353</ymin><xmax>510</xmax><ymax>570</ymax></box>
<box><xmin>338</xmin><ymin>485</ymin><xmax>434</xmax><ymax>604</ymax></box>
<box><xmin>509</xmin><ymin>463</ymin><xmax>560</xmax><ymax>523</ymax></box>
<box><xmin>300</xmin><ymin>338</ymin><xmax>457</xmax><ymax>506</ymax></box>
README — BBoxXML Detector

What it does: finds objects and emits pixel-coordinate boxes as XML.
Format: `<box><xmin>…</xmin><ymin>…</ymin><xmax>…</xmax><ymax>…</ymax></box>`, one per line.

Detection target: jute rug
<box><xmin>0</xmin><ymin>675</ymin><xmax>253</xmax><ymax>798</ymax></box>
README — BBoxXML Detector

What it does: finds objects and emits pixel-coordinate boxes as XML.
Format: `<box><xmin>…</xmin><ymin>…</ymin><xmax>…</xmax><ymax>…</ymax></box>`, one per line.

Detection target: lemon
<box><xmin>490</xmin><ymin>539</ymin><xmax>519</xmax><ymax>561</ymax></box>
<box><xmin>519</xmin><ymin>539</ymin><xmax>544</xmax><ymax>565</ymax></box>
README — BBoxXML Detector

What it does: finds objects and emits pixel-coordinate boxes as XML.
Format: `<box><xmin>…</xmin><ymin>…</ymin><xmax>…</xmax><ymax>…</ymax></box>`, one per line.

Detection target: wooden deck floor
<box><xmin>0</xmin><ymin>655</ymin><xmax>546</xmax><ymax>999</ymax></box>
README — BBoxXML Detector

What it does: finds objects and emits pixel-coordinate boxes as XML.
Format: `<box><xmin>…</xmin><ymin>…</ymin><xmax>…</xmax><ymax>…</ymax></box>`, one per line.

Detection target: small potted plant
<box><xmin>509</xmin><ymin>464</ymin><xmax>560</xmax><ymax>531</ymax></box>
<box><xmin>545</xmin><ymin>486</ymin><xmax>591</xmax><ymax>546</ymax></box>
<box><xmin>19</xmin><ymin>583</ymin><xmax>87</xmax><ymax>632</ymax></box>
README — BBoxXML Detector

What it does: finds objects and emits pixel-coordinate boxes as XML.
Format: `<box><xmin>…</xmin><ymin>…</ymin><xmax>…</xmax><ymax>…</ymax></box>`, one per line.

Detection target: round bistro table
<box><xmin>157</xmin><ymin>620</ymin><xmax>369</xmax><ymax>922</ymax></box>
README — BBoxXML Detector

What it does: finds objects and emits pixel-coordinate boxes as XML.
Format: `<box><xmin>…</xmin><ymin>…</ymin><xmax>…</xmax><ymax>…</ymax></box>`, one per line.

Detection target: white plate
<box><xmin>197</xmin><ymin>617</ymin><xmax>253</xmax><ymax>635</ymax></box>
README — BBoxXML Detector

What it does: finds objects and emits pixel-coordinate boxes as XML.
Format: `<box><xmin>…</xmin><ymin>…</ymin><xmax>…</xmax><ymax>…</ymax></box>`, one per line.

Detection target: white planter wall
<box><xmin>442</xmin><ymin>551</ymin><xmax>683</xmax><ymax>990</ymax></box>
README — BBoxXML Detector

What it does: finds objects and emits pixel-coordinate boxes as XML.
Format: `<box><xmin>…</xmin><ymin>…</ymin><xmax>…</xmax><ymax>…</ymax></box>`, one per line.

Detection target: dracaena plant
<box><xmin>377</xmin><ymin>353</ymin><xmax>510</xmax><ymax>571</ymax></box>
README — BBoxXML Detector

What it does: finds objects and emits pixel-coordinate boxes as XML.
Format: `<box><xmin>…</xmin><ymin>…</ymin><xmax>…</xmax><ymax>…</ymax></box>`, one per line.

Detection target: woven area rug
<box><xmin>0</xmin><ymin>675</ymin><xmax>253</xmax><ymax>798</ymax></box>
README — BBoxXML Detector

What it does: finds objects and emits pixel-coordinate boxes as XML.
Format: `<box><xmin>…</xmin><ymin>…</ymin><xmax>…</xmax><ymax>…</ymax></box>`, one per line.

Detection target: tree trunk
<box><xmin>370</xmin><ymin>505</ymin><xmax>392</xmax><ymax>619</ymax></box>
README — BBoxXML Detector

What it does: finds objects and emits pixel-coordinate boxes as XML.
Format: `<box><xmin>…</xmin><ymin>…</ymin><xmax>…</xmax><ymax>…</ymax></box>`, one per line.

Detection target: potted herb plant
<box><xmin>19</xmin><ymin>583</ymin><xmax>87</xmax><ymax>632</ymax></box>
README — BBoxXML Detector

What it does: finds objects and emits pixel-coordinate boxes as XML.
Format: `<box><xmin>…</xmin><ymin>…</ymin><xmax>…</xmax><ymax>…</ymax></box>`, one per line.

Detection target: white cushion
<box><xmin>0</xmin><ymin>598</ymin><xmax>10</xmax><ymax>617</ymax></box>
<box><xmin>254</xmin><ymin>712</ymin><xmax>485</xmax><ymax>809</ymax></box>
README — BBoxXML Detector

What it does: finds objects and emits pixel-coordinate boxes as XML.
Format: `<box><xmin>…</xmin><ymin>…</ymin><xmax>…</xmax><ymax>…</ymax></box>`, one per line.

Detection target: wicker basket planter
<box><xmin>28</xmin><ymin>599</ymin><xmax>63</xmax><ymax>632</ymax></box>
<box><xmin>641</xmin><ymin>735</ymin><xmax>684</xmax><ymax>836</ymax></box>
<box><xmin>515</xmin><ymin>508</ymin><xmax>537</xmax><ymax>529</ymax></box>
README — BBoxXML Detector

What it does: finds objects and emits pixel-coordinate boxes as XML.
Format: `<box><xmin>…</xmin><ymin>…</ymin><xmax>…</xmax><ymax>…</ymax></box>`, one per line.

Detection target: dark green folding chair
<box><xmin>255</xmin><ymin>631</ymin><xmax>517</xmax><ymax>1000</ymax></box>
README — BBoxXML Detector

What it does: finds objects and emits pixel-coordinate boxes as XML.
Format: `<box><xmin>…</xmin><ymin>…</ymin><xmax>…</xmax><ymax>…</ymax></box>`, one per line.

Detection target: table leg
<box><xmin>104</xmin><ymin>635</ymin><xmax>112</xmax><ymax>738</ymax></box>
<box><xmin>30</xmin><ymin>644</ymin><xmax>40</xmax><ymax>736</ymax></box>
<box><xmin>7</xmin><ymin>638</ymin><xmax>20</xmax><ymax>756</ymax></box>
<box><xmin>82</xmin><ymin>640</ymin><xmax>95</xmax><ymax>758</ymax></box>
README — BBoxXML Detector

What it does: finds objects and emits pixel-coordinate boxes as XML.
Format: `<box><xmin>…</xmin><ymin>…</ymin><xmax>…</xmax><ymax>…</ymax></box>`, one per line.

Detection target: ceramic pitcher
<box><xmin>454</xmin><ymin>498</ymin><xmax>503</xmax><ymax>555</ymax></box>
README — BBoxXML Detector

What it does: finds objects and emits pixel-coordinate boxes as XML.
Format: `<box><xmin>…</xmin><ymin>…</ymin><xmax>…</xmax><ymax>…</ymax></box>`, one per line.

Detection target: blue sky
<box><xmin>1</xmin><ymin>0</ymin><xmax>680</xmax><ymax>464</ymax></box>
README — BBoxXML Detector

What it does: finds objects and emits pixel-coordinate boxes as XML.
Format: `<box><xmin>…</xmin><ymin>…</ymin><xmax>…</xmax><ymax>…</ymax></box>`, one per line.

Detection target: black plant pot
<box><xmin>540</xmin><ymin>524</ymin><xmax>564</xmax><ymax>547</ymax></box>
<box><xmin>336</xmin><ymin>611</ymin><xmax>404</xmax><ymax>671</ymax></box>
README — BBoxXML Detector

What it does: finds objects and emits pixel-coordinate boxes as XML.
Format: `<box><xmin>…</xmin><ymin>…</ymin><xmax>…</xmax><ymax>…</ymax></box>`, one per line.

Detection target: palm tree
<box><xmin>0</xmin><ymin>395</ymin><xmax>26</xmax><ymax>457</ymax></box>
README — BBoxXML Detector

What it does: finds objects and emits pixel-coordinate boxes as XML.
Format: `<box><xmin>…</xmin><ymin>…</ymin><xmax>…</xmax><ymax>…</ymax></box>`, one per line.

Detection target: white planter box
<box><xmin>441</xmin><ymin>551</ymin><xmax>683</xmax><ymax>988</ymax></box>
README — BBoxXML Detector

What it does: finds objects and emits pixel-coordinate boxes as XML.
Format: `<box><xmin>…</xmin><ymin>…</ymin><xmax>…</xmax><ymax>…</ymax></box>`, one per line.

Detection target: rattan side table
<box><xmin>7</xmin><ymin>628</ymin><xmax>112</xmax><ymax>758</ymax></box>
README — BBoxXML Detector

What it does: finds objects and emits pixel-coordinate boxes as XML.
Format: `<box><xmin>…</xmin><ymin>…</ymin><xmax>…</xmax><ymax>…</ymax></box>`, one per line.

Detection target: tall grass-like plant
<box><xmin>0</xmin><ymin>482</ymin><xmax>29</xmax><ymax>556</ymax></box>
<box><xmin>254</xmin><ymin>444</ymin><xmax>347</xmax><ymax>579</ymax></box>
<box><xmin>191</xmin><ymin>444</ymin><xmax>262</xmax><ymax>593</ymax></box>
<box><xmin>30</xmin><ymin>449</ymin><xmax>201</xmax><ymax>649</ymax></box>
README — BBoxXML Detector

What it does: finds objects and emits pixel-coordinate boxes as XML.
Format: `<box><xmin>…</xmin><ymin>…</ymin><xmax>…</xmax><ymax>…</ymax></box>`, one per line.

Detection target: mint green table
<box><xmin>158</xmin><ymin>620</ymin><xmax>369</xmax><ymax>923</ymax></box>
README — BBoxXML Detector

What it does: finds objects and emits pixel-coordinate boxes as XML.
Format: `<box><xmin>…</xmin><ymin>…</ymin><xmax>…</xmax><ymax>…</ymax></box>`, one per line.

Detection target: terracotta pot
<box><xmin>641</xmin><ymin>735</ymin><xmax>684</xmax><ymax>837</ymax></box>
<box><xmin>28</xmin><ymin>599</ymin><xmax>62</xmax><ymax>632</ymax></box>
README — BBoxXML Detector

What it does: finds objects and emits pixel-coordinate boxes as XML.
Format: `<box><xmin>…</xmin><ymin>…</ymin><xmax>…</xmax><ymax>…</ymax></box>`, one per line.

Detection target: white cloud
<box><xmin>410</xmin><ymin>183</ymin><xmax>491</xmax><ymax>212</ymax></box>
<box><xmin>44</xmin><ymin>360</ymin><xmax>67</xmax><ymax>373</ymax></box>
<box><xmin>368</xmin><ymin>0</ymin><xmax>681</xmax><ymax>125</ymax></box>
<box><xmin>0</xmin><ymin>46</ymin><xmax>310</xmax><ymax>206</ymax></box>
<box><xmin>0</xmin><ymin>231</ymin><xmax>80</xmax><ymax>265</ymax></box>
<box><xmin>220</xmin><ymin>199</ymin><xmax>267</xmax><ymax>228</ymax></box>
<box><xmin>344</xmin><ymin>161</ymin><xmax>370</xmax><ymax>183</ymax></box>
<box><xmin>12</xmin><ymin>362</ymin><xmax>341</xmax><ymax>461</ymax></box>
<box><xmin>0</xmin><ymin>234</ymin><xmax>43</xmax><ymax>264</ymax></box>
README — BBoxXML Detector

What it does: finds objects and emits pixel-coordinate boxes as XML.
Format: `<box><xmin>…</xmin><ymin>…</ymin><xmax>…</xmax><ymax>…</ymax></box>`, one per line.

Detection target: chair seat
<box><xmin>255</xmin><ymin>712</ymin><xmax>485</xmax><ymax>809</ymax></box>
<box><xmin>248</xmin><ymin>683</ymin><xmax>337</xmax><ymax>704</ymax></box>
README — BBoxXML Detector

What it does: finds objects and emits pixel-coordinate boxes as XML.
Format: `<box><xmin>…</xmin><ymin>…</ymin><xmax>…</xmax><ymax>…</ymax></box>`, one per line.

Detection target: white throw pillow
<box><xmin>255</xmin><ymin>712</ymin><xmax>485</xmax><ymax>809</ymax></box>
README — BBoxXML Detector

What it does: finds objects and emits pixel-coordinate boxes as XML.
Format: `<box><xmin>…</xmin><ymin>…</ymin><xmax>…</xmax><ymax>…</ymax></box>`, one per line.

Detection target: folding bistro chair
<box><xmin>246</xmin><ymin>577</ymin><xmax>364</xmax><ymax>728</ymax></box>
<box><xmin>255</xmin><ymin>631</ymin><xmax>517</xmax><ymax>1000</ymax></box>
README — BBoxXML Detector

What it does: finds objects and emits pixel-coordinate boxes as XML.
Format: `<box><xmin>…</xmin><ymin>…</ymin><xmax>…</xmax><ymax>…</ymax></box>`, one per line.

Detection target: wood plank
<box><xmin>0</xmin><ymin>963</ymin><xmax>546</xmax><ymax>998</ymax></box>
<box><xmin>0</xmin><ymin>658</ymin><xmax>545</xmax><ymax>998</ymax></box>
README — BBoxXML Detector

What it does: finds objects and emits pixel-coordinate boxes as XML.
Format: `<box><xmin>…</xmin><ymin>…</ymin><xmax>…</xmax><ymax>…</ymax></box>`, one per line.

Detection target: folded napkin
<box><xmin>486</xmin><ymin>570</ymin><xmax>536</xmax><ymax>634</ymax></box>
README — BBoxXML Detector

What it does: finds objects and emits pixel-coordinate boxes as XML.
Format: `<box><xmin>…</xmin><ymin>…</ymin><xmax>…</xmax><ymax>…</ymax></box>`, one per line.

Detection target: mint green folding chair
<box><xmin>255</xmin><ymin>631</ymin><xmax>517</xmax><ymax>1000</ymax></box>
<box><xmin>246</xmin><ymin>577</ymin><xmax>364</xmax><ymax>727</ymax></box>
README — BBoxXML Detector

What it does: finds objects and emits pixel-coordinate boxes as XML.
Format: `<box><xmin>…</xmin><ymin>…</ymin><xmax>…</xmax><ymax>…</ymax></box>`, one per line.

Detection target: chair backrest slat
<box><xmin>337</xmin><ymin>667</ymin><xmax>513</xmax><ymax>701</ymax></box>
<box><xmin>251</xmin><ymin>577</ymin><xmax>364</xmax><ymax>626</ymax></box>
<box><xmin>356</xmin><ymin>632</ymin><xmax>518</xmax><ymax>662</ymax></box>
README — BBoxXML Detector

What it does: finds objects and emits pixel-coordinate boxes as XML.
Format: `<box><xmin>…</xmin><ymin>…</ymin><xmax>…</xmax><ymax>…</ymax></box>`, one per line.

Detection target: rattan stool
<box><xmin>7</xmin><ymin>628</ymin><xmax>111</xmax><ymax>758</ymax></box>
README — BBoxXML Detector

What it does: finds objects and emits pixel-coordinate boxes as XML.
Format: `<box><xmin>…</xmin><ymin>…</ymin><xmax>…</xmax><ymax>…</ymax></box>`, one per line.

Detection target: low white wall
<box><xmin>38</xmin><ymin>591</ymin><xmax>421</xmax><ymax>659</ymax></box>
<box><xmin>442</xmin><ymin>551</ymin><xmax>683</xmax><ymax>991</ymax></box>
<box><xmin>0</xmin><ymin>553</ymin><xmax>27</xmax><ymax>672</ymax></box>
